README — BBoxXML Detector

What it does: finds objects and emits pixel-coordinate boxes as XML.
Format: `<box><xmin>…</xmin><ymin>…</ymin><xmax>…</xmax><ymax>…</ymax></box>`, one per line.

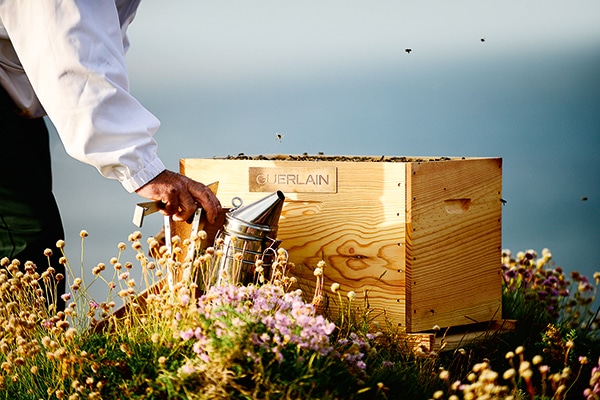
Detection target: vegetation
<box><xmin>0</xmin><ymin>230</ymin><xmax>598</xmax><ymax>399</ymax></box>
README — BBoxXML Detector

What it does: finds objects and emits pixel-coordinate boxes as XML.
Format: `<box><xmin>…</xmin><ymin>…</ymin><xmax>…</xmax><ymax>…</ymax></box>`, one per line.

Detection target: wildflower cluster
<box><xmin>0</xmin><ymin>256</ymin><xmax>102</xmax><ymax>398</ymax></box>
<box><xmin>501</xmin><ymin>248</ymin><xmax>570</xmax><ymax>320</ymax></box>
<box><xmin>433</xmin><ymin>345</ymin><xmax>597</xmax><ymax>399</ymax></box>
<box><xmin>427</xmin><ymin>248</ymin><xmax>600</xmax><ymax>400</ymax></box>
<box><xmin>3</xmin><ymin>232</ymin><xmax>600</xmax><ymax>400</ymax></box>
<box><xmin>333</xmin><ymin>331</ymin><xmax>379</xmax><ymax>381</ymax></box>
<box><xmin>176</xmin><ymin>283</ymin><xmax>336</xmax><ymax>366</ymax></box>
<box><xmin>501</xmin><ymin>248</ymin><xmax>599</xmax><ymax>337</ymax></box>
<box><xmin>585</xmin><ymin>357</ymin><xmax>600</xmax><ymax>399</ymax></box>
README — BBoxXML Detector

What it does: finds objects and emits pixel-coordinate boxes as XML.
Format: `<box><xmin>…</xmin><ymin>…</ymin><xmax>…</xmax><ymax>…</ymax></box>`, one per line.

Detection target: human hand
<box><xmin>135</xmin><ymin>170</ymin><xmax>222</xmax><ymax>223</ymax></box>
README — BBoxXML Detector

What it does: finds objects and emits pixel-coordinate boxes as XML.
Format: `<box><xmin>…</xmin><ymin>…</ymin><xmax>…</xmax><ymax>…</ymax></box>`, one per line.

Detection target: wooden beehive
<box><xmin>177</xmin><ymin>155</ymin><xmax>503</xmax><ymax>333</ymax></box>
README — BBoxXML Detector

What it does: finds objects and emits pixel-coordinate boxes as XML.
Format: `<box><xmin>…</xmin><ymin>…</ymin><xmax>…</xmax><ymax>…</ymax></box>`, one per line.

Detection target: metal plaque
<box><xmin>249</xmin><ymin>167</ymin><xmax>337</xmax><ymax>193</ymax></box>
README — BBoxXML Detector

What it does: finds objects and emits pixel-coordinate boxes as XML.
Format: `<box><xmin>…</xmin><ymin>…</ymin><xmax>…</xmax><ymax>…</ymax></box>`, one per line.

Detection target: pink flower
<box><xmin>180</xmin><ymin>329</ymin><xmax>194</xmax><ymax>340</ymax></box>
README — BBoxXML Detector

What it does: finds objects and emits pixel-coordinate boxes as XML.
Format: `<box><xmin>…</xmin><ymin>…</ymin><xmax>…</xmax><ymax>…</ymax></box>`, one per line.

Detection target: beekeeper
<box><xmin>0</xmin><ymin>1</ymin><xmax>221</xmax><ymax>278</ymax></box>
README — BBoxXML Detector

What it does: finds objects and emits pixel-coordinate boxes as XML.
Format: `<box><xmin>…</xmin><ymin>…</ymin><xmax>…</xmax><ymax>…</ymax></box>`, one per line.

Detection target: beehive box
<box><xmin>178</xmin><ymin>155</ymin><xmax>503</xmax><ymax>333</ymax></box>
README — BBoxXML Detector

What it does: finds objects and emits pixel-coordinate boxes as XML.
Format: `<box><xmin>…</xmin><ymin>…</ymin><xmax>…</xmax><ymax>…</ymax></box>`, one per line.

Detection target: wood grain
<box><xmin>179</xmin><ymin>157</ymin><xmax>502</xmax><ymax>333</ymax></box>
<box><xmin>406</xmin><ymin>158</ymin><xmax>503</xmax><ymax>331</ymax></box>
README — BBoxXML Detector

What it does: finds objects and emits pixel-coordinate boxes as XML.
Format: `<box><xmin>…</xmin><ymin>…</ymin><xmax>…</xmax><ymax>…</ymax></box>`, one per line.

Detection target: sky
<box><xmin>47</xmin><ymin>0</ymin><xmax>600</xmax><ymax>300</ymax></box>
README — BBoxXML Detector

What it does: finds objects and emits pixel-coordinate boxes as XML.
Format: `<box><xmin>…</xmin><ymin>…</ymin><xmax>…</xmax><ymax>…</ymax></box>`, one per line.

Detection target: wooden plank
<box><xmin>403</xmin><ymin>333</ymin><xmax>435</xmax><ymax>353</ymax></box>
<box><xmin>405</xmin><ymin>158</ymin><xmax>503</xmax><ymax>332</ymax></box>
<box><xmin>434</xmin><ymin>319</ymin><xmax>517</xmax><ymax>352</ymax></box>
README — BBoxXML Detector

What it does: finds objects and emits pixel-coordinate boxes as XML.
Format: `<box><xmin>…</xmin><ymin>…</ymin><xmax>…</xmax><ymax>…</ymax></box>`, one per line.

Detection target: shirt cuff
<box><xmin>121</xmin><ymin>157</ymin><xmax>167</xmax><ymax>193</ymax></box>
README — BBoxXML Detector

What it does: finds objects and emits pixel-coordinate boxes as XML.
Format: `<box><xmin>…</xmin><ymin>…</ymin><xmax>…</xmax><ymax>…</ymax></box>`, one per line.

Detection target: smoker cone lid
<box><xmin>227</xmin><ymin>190</ymin><xmax>285</xmax><ymax>230</ymax></box>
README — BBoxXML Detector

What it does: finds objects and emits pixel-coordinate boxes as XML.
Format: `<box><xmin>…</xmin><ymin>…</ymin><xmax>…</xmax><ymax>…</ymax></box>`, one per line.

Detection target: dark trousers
<box><xmin>0</xmin><ymin>85</ymin><xmax>66</xmax><ymax>302</ymax></box>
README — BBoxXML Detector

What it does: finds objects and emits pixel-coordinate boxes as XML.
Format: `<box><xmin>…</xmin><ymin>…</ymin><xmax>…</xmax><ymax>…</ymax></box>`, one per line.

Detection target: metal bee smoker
<box><xmin>215</xmin><ymin>190</ymin><xmax>285</xmax><ymax>285</ymax></box>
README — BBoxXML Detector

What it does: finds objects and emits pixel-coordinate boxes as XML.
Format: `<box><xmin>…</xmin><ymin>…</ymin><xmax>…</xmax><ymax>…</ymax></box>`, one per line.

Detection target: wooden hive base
<box><xmin>402</xmin><ymin>319</ymin><xmax>517</xmax><ymax>353</ymax></box>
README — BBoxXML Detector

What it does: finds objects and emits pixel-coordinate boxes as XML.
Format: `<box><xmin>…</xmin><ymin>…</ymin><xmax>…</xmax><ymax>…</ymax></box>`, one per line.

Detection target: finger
<box><xmin>204</xmin><ymin>191</ymin><xmax>222</xmax><ymax>223</ymax></box>
<box><xmin>189</xmin><ymin>184</ymin><xmax>221</xmax><ymax>223</ymax></box>
<box><xmin>172</xmin><ymin>191</ymin><xmax>197</xmax><ymax>222</ymax></box>
<box><xmin>151</xmin><ymin>183</ymin><xmax>180</xmax><ymax>216</ymax></box>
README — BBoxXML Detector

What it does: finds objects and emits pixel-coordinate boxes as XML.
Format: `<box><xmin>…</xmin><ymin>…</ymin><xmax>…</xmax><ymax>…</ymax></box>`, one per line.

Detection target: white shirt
<box><xmin>0</xmin><ymin>0</ymin><xmax>165</xmax><ymax>193</ymax></box>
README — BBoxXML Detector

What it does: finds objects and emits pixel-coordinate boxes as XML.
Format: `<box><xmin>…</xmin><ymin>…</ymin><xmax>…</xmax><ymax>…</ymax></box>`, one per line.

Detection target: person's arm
<box><xmin>0</xmin><ymin>0</ymin><xmax>220</xmax><ymax>222</ymax></box>
<box><xmin>0</xmin><ymin>0</ymin><xmax>162</xmax><ymax>192</ymax></box>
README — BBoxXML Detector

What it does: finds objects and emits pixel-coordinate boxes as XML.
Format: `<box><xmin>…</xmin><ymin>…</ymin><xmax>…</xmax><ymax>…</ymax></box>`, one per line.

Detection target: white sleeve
<box><xmin>0</xmin><ymin>0</ymin><xmax>165</xmax><ymax>192</ymax></box>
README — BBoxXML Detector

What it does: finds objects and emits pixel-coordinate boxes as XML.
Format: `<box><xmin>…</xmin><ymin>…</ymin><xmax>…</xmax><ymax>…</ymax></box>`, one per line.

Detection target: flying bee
<box><xmin>405</xmin><ymin>48</ymin><xmax>412</xmax><ymax>54</ymax></box>
<box><xmin>275</xmin><ymin>132</ymin><xmax>285</xmax><ymax>143</ymax></box>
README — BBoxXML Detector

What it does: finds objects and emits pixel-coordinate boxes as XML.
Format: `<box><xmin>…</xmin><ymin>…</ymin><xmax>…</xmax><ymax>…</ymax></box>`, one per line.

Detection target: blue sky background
<box><xmin>48</xmin><ymin>1</ymin><xmax>599</xmax><ymax>299</ymax></box>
